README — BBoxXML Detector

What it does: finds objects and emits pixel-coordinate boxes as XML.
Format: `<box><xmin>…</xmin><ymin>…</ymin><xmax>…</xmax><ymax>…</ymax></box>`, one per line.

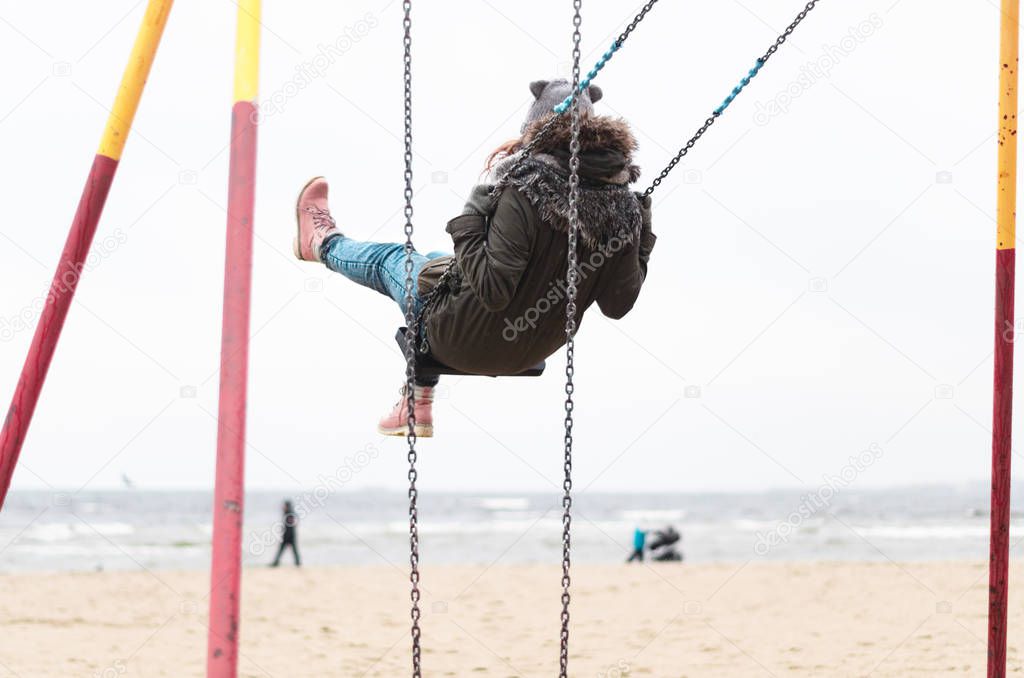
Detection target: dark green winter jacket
<box><xmin>421</xmin><ymin>114</ymin><xmax>656</xmax><ymax>375</ymax></box>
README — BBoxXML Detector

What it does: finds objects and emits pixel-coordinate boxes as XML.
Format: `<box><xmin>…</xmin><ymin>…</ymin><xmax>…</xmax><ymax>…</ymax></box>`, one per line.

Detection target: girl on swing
<box><xmin>293</xmin><ymin>80</ymin><xmax>656</xmax><ymax>437</ymax></box>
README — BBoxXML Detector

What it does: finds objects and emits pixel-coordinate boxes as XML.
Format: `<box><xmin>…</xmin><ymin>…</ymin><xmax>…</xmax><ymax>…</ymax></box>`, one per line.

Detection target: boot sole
<box><xmin>378</xmin><ymin>424</ymin><xmax>434</xmax><ymax>438</ymax></box>
<box><xmin>294</xmin><ymin>175</ymin><xmax>326</xmax><ymax>262</ymax></box>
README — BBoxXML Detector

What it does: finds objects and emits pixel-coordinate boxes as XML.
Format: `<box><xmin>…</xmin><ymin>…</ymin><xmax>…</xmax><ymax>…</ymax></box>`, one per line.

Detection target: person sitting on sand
<box><xmin>271</xmin><ymin>500</ymin><xmax>300</xmax><ymax>567</ymax></box>
<box><xmin>648</xmin><ymin>525</ymin><xmax>680</xmax><ymax>552</ymax></box>
<box><xmin>649</xmin><ymin>525</ymin><xmax>683</xmax><ymax>562</ymax></box>
<box><xmin>292</xmin><ymin>79</ymin><xmax>656</xmax><ymax>438</ymax></box>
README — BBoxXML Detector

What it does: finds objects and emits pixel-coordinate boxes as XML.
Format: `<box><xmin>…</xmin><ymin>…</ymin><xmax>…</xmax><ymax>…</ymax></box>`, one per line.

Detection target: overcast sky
<box><xmin>0</xmin><ymin>0</ymin><xmax>1009</xmax><ymax>495</ymax></box>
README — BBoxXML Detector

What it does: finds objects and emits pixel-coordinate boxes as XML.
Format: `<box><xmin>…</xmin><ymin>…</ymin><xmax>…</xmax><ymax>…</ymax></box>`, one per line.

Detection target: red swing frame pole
<box><xmin>989</xmin><ymin>1</ymin><xmax>1020</xmax><ymax>675</ymax></box>
<box><xmin>0</xmin><ymin>0</ymin><xmax>173</xmax><ymax>509</ymax></box>
<box><xmin>206</xmin><ymin>1</ymin><xmax>260</xmax><ymax>676</ymax></box>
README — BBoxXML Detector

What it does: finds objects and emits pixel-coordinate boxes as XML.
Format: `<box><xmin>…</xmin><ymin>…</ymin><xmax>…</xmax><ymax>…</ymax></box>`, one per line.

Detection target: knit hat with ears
<box><xmin>521</xmin><ymin>79</ymin><xmax>604</xmax><ymax>133</ymax></box>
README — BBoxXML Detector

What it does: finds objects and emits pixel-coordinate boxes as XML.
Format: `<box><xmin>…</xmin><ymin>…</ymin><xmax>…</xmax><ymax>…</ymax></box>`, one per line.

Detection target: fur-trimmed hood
<box><xmin>492</xmin><ymin>114</ymin><xmax>643</xmax><ymax>248</ymax></box>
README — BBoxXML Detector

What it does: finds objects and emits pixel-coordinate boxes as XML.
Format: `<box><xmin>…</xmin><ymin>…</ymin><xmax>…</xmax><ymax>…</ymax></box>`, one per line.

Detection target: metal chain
<box><xmin>408</xmin><ymin>258</ymin><xmax>456</xmax><ymax>355</ymax></box>
<box><xmin>503</xmin><ymin>110</ymin><xmax>565</xmax><ymax>176</ymax></box>
<box><xmin>642</xmin><ymin>114</ymin><xmax>718</xmax><ymax>197</ymax></box>
<box><xmin>616</xmin><ymin>0</ymin><xmax>659</xmax><ymax>45</ymax></box>
<box><xmin>560</xmin><ymin>1</ymin><xmax>583</xmax><ymax>676</ymax></box>
<box><xmin>642</xmin><ymin>0</ymin><xmax>821</xmax><ymax>197</ymax></box>
<box><xmin>762</xmin><ymin>0</ymin><xmax>819</xmax><ymax>63</ymax></box>
<box><xmin>499</xmin><ymin>0</ymin><xmax>662</xmax><ymax>182</ymax></box>
<box><xmin>399</xmin><ymin>1</ymin><xmax>422</xmax><ymax>676</ymax></box>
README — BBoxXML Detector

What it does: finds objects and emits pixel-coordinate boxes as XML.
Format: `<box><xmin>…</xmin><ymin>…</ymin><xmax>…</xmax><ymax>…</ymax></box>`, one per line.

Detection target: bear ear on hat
<box><xmin>588</xmin><ymin>85</ymin><xmax>603</xmax><ymax>103</ymax></box>
<box><xmin>529</xmin><ymin>80</ymin><xmax>549</xmax><ymax>99</ymax></box>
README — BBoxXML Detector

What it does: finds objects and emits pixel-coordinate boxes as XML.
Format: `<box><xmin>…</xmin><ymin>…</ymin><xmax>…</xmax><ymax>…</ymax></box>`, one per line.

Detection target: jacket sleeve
<box><xmin>446</xmin><ymin>185</ymin><xmax>534</xmax><ymax>313</ymax></box>
<box><xmin>597</xmin><ymin>194</ymin><xmax>656</xmax><ymax>320</ymax></box>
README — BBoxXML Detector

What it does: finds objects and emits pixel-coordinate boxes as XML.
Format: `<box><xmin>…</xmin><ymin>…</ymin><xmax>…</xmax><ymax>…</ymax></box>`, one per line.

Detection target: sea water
<box><xmin>0</xmin><ymin>484</ymin><xmax>1014</xmax><ymax>572</ymax></box>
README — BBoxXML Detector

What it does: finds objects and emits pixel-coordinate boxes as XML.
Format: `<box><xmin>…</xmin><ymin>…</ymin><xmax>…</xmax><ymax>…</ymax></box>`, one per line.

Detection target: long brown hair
<box><xmin>485</xmin><ymin>137</ymin><xmax>523</xmax><ymax>173</ymax></box>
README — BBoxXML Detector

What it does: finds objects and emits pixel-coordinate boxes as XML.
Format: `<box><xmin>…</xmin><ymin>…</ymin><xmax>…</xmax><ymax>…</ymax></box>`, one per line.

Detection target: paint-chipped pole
<box><xmin>207</xmin><ymin>1</ymin><xmax>260</xmax><ymax>676</ymax></box>
<box><xmin>0</xmin><ymin>0</ymin><xmax>174</xmax><ymax>509</ymax></box>
<box><xmin>989</xmin><ymin>1</ymin><xmax>1019</xmax><ymax>676</ymax></box>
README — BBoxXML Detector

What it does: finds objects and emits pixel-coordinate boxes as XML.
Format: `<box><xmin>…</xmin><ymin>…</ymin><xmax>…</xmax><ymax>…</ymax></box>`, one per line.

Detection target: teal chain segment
<box><xmin>714</xmin><ymin>58</ymin><xmax>765</xmax><ymax>115</ymax></box>
<box><xmin>546</xmin><ymin>0</ymin><xmax>663</xmax><ymax>117</ymax></box>
<box><xmin>553</xmin><ymin>40</ymin><xmax>620</xmax><ymax>115</ymax></box>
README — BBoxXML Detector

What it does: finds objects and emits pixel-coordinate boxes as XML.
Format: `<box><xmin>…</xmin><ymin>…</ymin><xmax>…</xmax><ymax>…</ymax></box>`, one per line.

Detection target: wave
<box><xmin>620</xmin><ymin>509</ymin><xmax>687</xmax><ymax>523</ymax></box>
<box><xmin>22</xmin><ymin>522</ymin><xmax>135</xmax><ymax>542</ymax></box>
<box><xmin>854</xmin><ymin>524</ymin><xmax>1011</xmax><ymax>540</ymax></box>
<box><xmin>477</xmin><ymin>497</ymin><xmax>531</xmax><ymax>511</ymax></box>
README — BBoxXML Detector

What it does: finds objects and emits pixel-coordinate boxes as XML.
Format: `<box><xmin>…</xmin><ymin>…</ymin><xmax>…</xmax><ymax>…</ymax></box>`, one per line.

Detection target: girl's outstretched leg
<box><xmin>320</xmin><ymin>236</ymin><xmax>428</xmax><ymax>317</ymax></box>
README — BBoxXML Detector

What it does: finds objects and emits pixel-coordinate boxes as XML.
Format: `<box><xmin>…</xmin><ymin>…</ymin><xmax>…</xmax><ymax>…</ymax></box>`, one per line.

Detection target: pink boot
<box><xmin>293</xmin><ymin>176</ymin><xmax>341</xmax><ymax>262</ymax></box>
<box><xmin>378</xmin><ymin>385</ymin><xmax>434</xmax><ymax>438</ymax></box>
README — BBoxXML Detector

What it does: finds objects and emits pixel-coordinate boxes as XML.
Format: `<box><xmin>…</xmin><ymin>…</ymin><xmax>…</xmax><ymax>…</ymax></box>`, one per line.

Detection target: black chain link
<box><xmin>642</xmin><ymin>114</ymin><xmax>718</xmax><ymax>198</ymax></box>
<box><xmin>762</xmin><ymin>0</ymin><xmax>819</xmax><ymax>63</ymax></box>
<box><xmin>616</xmin><ymin>0</ymin><xmax>659</xmax><ymax>46</ymax></box>
<box><xmin>400</xmin><ymin>1</ymin><xmax>422</xmax><ymax>676</ymax></box>
<box><xmin>560</xmin><ymin>1</ymin><xmax>583</xmax><ymax>676</ymax></box>
<box><xmin>642</xmin><ymin>0</ymin><xmax>821</xmax><ymax>197</ymax></box>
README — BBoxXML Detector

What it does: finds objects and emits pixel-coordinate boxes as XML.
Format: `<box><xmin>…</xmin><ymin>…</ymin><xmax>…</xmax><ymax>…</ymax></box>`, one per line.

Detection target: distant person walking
<box><xmin>626</xmin><ymin>527</ymin><xmax>646</xmax><ymax>563</ymax></box>
<box><xmin>271</xmin><ymin>500</ymin><xmax>301</xmax><ymax>567</ymax></box>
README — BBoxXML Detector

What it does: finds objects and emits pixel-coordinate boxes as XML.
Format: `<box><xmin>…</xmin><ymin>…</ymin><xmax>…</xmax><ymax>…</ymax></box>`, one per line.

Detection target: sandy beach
<box><xmin>0</xmin><ymin>560</ymin><xmax>1013</xmax><ymax>676</ymax></box>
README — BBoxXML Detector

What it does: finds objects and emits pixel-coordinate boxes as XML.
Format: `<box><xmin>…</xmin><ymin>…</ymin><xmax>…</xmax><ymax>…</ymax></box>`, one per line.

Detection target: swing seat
<box><xmin>394</xmin><ymin>328</ymin><xmax>545</xmax><ymax>378</ymax></box>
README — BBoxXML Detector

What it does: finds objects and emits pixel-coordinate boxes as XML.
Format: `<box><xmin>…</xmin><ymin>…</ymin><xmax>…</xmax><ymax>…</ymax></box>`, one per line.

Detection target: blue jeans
<box><xmin>321</xmin><ymin>234</ymin><xmax>449</xmax><ymax>385</ymax></box>
<box><xmin>321</xmin><ymin>235</ymin><xmax>449</xmax><ymax>315</ymax></box>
